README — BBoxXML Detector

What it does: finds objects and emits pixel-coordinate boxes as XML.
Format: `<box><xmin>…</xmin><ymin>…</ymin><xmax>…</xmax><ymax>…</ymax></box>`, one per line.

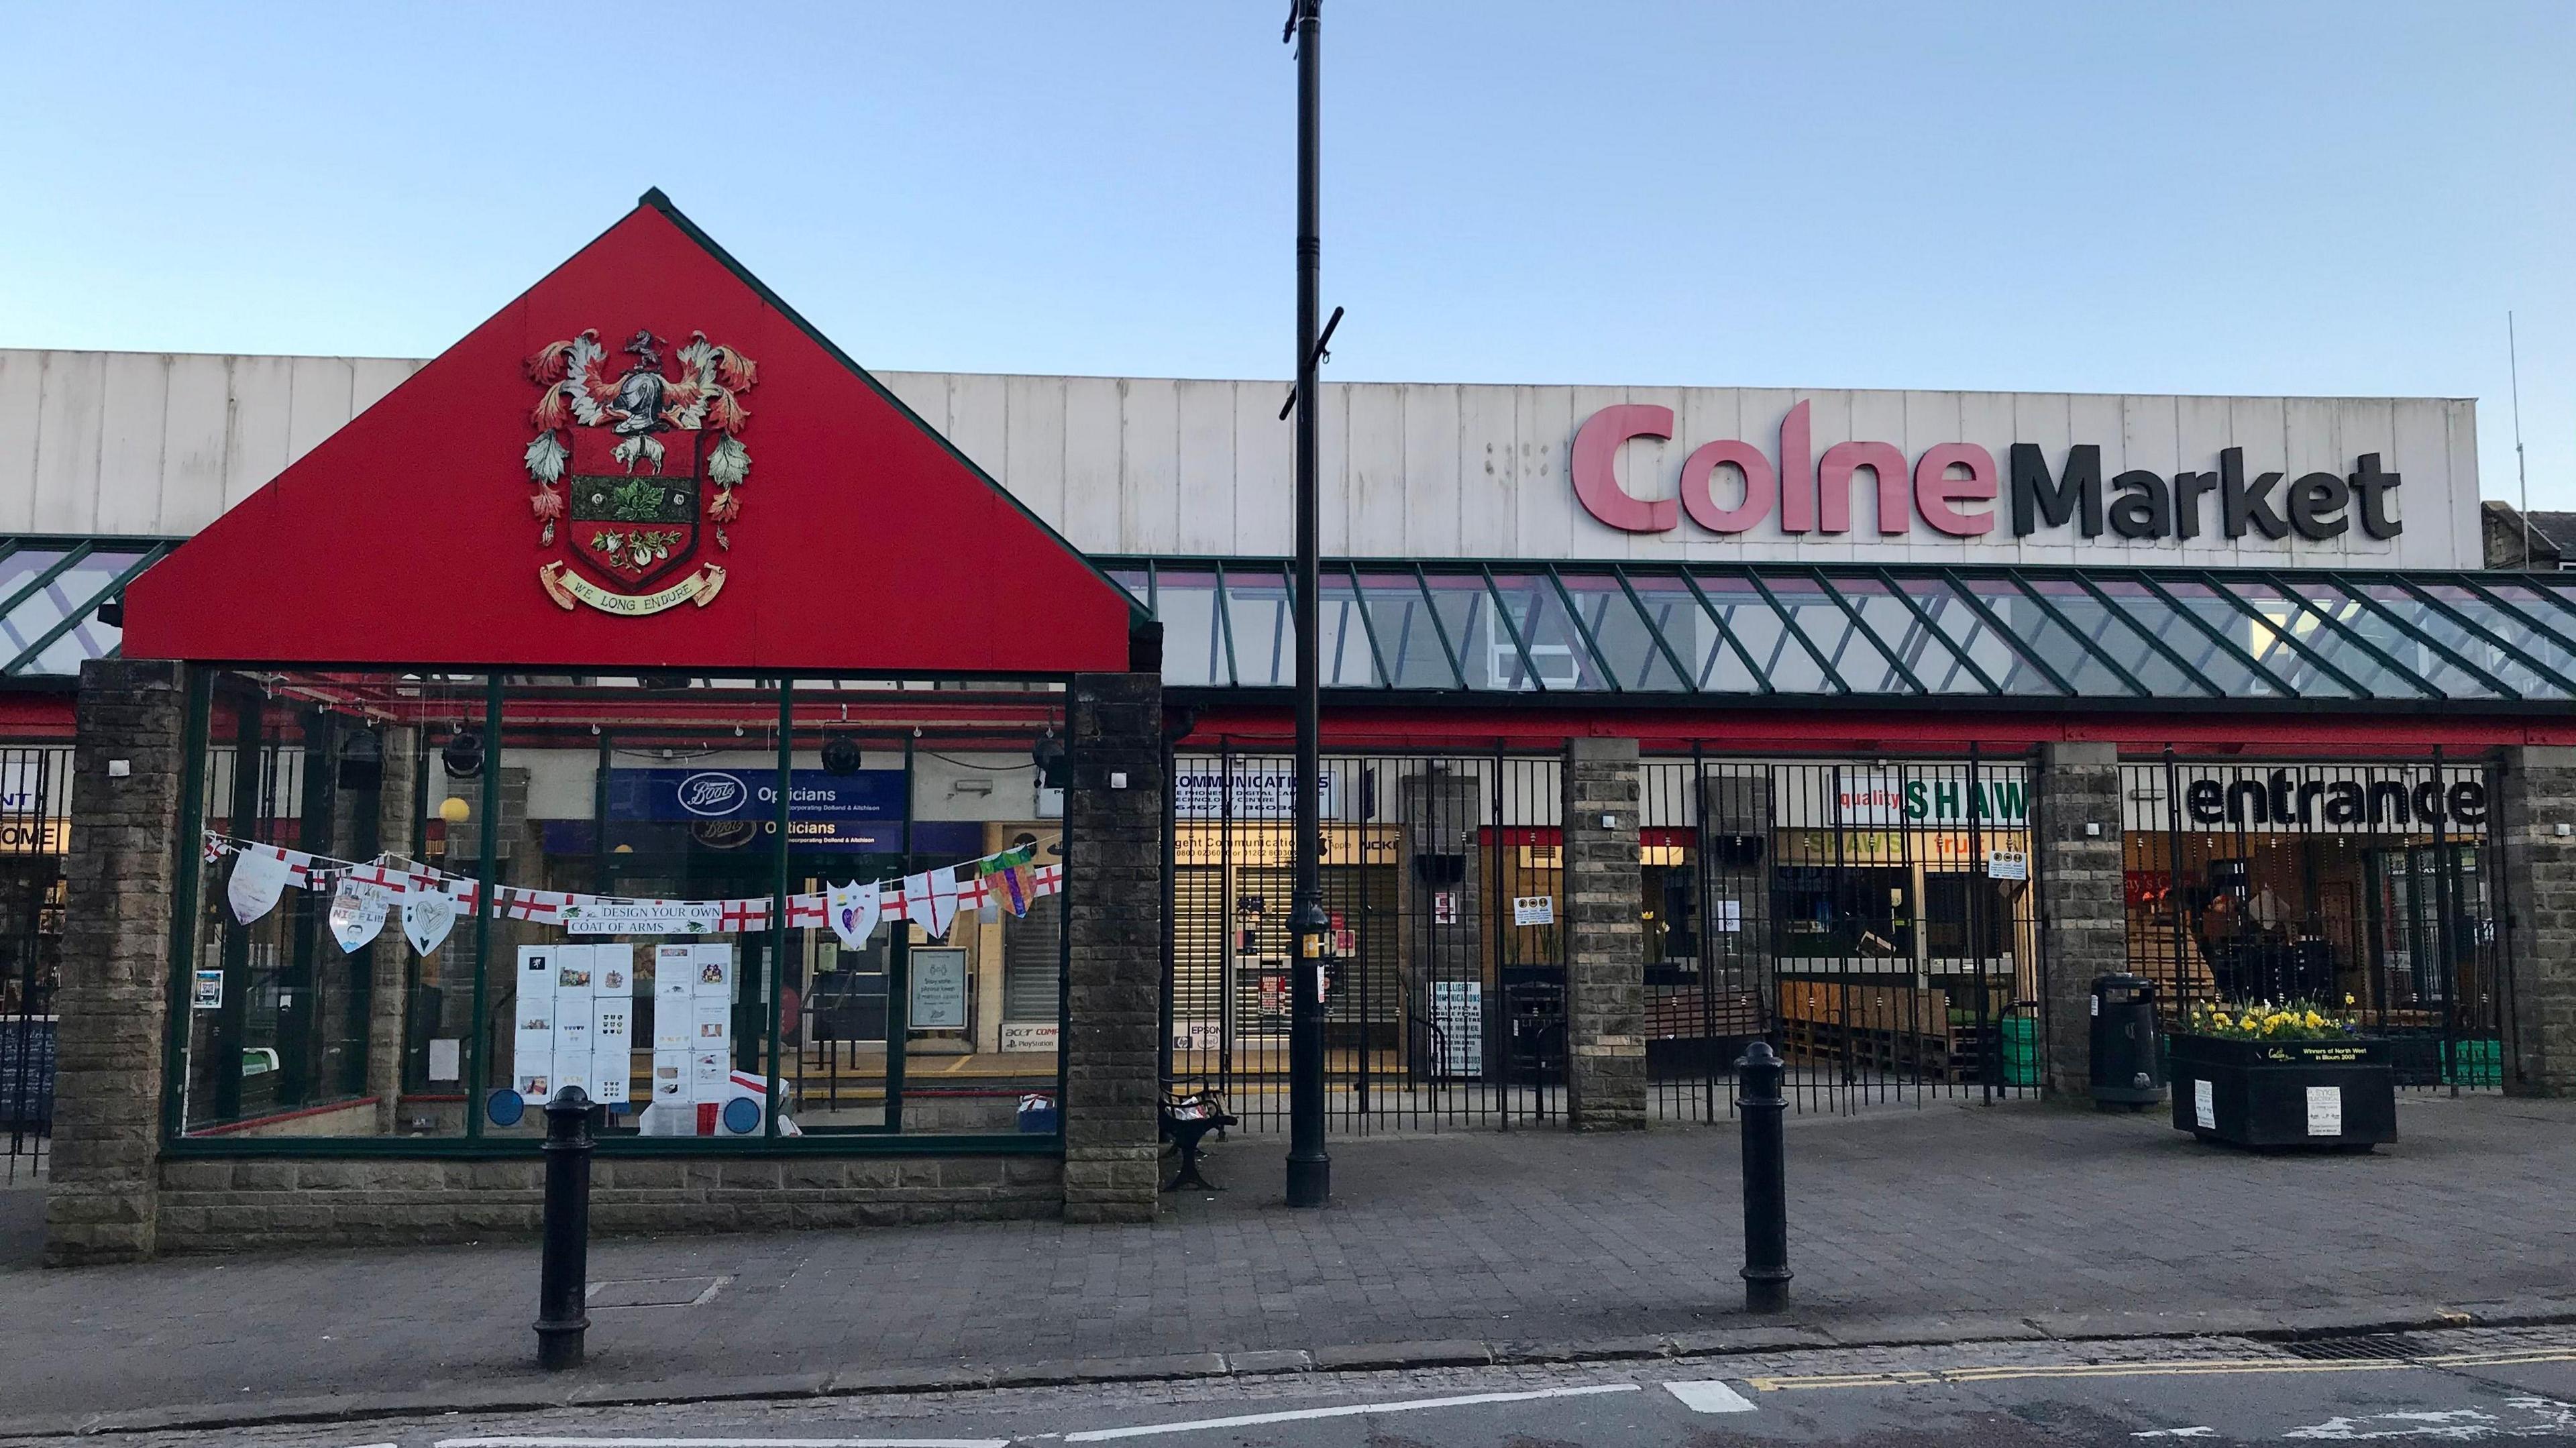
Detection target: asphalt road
<box><xmin>27</xmin><ymin>1326</ymin><xmax>2576</xmax><ymax>1448</ymax></box>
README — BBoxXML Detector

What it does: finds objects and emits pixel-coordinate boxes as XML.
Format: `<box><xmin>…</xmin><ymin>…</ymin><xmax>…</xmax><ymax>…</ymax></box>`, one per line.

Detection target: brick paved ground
<box><xmin>7</xmin><ymin>1093</ymin><xmax>2575</xmax><ymax>1423</ymax></box>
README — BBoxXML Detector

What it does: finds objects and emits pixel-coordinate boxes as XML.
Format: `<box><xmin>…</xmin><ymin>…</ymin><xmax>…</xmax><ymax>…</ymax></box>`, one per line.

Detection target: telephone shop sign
<box><xmin>607</xmin><ymin>768</ymin><xmax>903</xmax><ymax>846</ymax></box>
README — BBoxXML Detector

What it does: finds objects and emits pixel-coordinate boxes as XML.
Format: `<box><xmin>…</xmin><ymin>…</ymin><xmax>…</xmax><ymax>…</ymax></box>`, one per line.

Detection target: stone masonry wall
<box><xmin>1563</xmin><ymin>738</ymin><xmax>1647</xmax><ymax>1129</ymax></box>
<box><xmin>2499</xmin><ymin>746</ymin><xmax>2576</xmax><ymax>1097</ymax></box>
<box><xmin>1061</xmin><ymin>672</ymin><xmax>1165</xmax><ymax>1221</ymax></box>
<box><xmin>153</xmin><ymin>1155</ymin><xmax>1062</xmax><ymax>1252</ymax></box>
<box><xmin>46</xmin><ymin>660</ymin><xmax>188</xmax><ymax>1266</ymax></box>
<box><xmin>2034</xmin><ymin>742</ymin><xmax>2125</xmax><ymax>1099</ymax></box>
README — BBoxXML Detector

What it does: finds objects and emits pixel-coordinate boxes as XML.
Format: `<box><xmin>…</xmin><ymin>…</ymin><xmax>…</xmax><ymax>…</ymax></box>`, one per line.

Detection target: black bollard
<box><xmin>534</xmin><ymin>1085</ymin><xmax>596</xmax><ymax>1370</ymax></box>
<box><xmin>1735</xmin><ymin>1041</ymin><xmax>1792</xmax><ymax>1313</ymax></box>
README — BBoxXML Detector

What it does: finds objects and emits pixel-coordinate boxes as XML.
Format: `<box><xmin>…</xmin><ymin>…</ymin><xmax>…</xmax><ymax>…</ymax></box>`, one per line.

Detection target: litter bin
<box><xmin>2090</xmin><ymin>973</ymin><xmax>2164</xmax><ymax>1111</ymax></box>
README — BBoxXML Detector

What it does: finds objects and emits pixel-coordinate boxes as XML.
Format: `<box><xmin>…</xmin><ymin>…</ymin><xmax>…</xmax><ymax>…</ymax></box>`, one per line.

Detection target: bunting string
<box><xmin>203</xmin><ymin>831</ymin><xmax>1061</xmax><ymax>952</ymax></box>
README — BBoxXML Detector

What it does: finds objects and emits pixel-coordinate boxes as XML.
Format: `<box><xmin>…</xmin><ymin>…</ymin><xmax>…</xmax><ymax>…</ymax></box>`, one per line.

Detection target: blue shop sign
<box><xmin>608</xmin><ymin>768</ymin><xmax>904</xmax><ymax>824</ymax></box>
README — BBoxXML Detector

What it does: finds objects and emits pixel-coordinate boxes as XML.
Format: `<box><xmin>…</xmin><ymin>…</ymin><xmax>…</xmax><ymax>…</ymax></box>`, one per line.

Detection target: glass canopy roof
<box><xmin>0</xmin><ymin>537</ymin><xmax>172</xmax><ymax>680</ymax></box>
<box><xmin>1101</xmin><ymin>557</ymin><xmax>2576</xmax><ymax>705</ymax></box>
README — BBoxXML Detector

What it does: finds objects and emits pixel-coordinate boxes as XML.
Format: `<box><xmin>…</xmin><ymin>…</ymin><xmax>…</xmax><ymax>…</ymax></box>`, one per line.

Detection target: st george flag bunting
<box><xmin>402</xmin><ymin>886</ymin><xmax>460</xmax><ymax>956</ymax></box>
<box><xmin>827</xmin><ymin>879</ymin><xmax>882</xmax><ymax>951</ymax></box>
<box><xmin>226</xmin><ymin>845</ymin><xmax>297</xmax><ymax>924</ymax></box>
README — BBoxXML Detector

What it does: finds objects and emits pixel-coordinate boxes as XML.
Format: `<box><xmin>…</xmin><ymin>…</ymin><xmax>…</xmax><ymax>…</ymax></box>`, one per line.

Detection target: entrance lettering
<box><xmin>2180</xmin><ymin>770</ymin><xmax>2486</xmax><ymax>829</ymax></box>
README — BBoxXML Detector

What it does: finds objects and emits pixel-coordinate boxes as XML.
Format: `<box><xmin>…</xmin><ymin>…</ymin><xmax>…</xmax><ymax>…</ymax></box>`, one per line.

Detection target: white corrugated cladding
<box><xmin>0</xmin><ymin>350</ymin><xmax>2479</xmax><ymax>569</ymax></box>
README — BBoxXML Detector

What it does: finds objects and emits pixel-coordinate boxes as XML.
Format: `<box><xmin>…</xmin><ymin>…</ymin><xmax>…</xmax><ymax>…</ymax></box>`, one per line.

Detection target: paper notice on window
<box><xmin>592</xmin><ymin>998</ymin><xmax>633</xmax><ymax>1105</ymax></box>
<box><xmin>654</xmin><ymin>946</ymin><xmax>694</xmax><ymax>1048</ymax></box>
<box><xmin>694</xmin><ymin>942</ymin><xmax>736</xmax><ymax>1000</ymax></box>
<box><xmin>1512</xmin><ymin>895</ymin><xmax>1554</xmax><ymax>927</ymax></box>
<box><xmin>2193</xmin><ymin>1078</ymin><xmax>2215</xmax><ymax>1130</ymax></box>
<box><xmin>1715</xmin><ymin>899</ymin><xmax>1743</xmax><ymax>934</ymax></box>
<box><xmin>428</xmin><ymin>1036</ymin><xmax>462</xmax><ymax>1083</ymax></box>
<box><xmin>2306</xmin><ymin>1085</ymin><xmax>2343</xmax><ymax>1137</ymax></box>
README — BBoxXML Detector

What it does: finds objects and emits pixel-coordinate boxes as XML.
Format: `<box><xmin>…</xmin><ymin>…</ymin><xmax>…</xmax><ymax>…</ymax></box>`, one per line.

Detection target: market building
<box><xmin>8</xmin><ymin>192</ymin><xmax>2576</xmax><ymax>1260</ymax></box>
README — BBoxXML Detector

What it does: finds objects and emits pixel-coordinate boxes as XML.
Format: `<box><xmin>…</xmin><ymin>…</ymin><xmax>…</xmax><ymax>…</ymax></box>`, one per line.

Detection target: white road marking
<box><xmin>1664</xmin><ymin>1380</ymin><xmax>1758</xmax><ymax>1414</ymax></box>
<box><xmin>2133</xmin><ymin>1431</ymin><xmax>2218</xmax><ymax>1440</ymax></box>
<box><xmin>1060</xmin><ymin>1383</ymin><xmax>1642</xmax><ymax>1441</ymax></box>
<box><xmin>2282</xmin><ymin>1408</ymin><xmax>2501</xmax><ymax>1440</ymax></box>
<box><xmin>435</xmin><ymin>1439</ymin><xmax>1010</xmax><ymax>1448</ymax></box>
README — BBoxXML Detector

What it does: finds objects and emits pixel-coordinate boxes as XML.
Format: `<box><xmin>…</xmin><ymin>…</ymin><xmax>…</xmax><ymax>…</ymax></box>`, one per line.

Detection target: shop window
<box><xmin>180</xmin><ymin>672</ymin><xmax>487</xmax><ymax>1139</ymax></box>
<box><xmin>2118</xmin><ymin>759</ymin><xmax>2504</xmax><ymax>1084</ymax></box>
<box><xmin>170</xmin><ymin>671</ymin><xmax>1073</xmax><ymax>1147</ymax></box>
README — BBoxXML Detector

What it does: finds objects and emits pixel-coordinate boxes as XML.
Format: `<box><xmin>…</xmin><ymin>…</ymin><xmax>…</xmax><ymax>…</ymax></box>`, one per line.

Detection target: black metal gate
<box><xmin>1164</xmin><ymin>746</ymin><xmax>1567</xmax><ymax>1133</ymax></box>
<box><xmin>2118</xmin><ymin>752</ymin><xmax>2506</xmax><ymax>1092</ymax></box>
<box><xmin>1</xmin><ymin>746</ymin><xmax>70</xmax><ymax>1182</ymax></box>
<box><xmin>1641</xmin><ymin>753</ymin><xmax>2043</xmax><ymax>1119</ymax></box>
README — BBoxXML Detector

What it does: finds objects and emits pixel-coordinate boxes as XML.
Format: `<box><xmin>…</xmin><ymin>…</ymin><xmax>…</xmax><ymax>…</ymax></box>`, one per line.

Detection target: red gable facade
<box><xmin>123</xmin><ymin>191</ymin><xmax>1141</xmax><ymax>676</ymax></box>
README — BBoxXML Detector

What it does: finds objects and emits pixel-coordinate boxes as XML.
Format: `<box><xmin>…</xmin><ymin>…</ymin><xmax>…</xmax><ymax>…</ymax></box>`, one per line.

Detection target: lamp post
<box><xmin>1284</xmin><ymin>0</ymin><xmax>1330</xmax><ymax>1209</ymax></box>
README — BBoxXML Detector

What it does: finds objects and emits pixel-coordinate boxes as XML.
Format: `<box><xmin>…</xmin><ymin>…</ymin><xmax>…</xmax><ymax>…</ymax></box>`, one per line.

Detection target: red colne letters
<box><xmin>1570</xmin><ymin>400</ymin><xmax>1997</xmax><ymax>538</ymax></box>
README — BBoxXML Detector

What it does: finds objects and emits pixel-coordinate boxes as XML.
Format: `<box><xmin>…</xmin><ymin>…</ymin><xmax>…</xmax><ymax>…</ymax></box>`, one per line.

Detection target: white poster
<box><xmin>692</xmin><ymin>942</ymin><xmax>735</xmax><ymax>1000</ymax></box>
<box><xmin>514</xmin><ymin>945</ymin><xmax>557</xmax><ymax>1100</ymax></box>
<box><xmin>910</xmin><ymin>948</ymin><xmax>969</xmax><ymax>1029</ymax></box>
<box><xmin>2306</xmin><ymin>1084</ymin><xmax>2344</xmax><ymax>1137</ymax></box>
<box><xmin>1431</xmin><ymin>980</ymin><xmax>1484</xmax><ymax>1076</ymax></box>
<box><xmin>1986</xmin><ymin>848</ymin><xmax>2029</xmax><ymax>882</ymax></box>
<box><xmin>561</xmin><ymin>899</ymin><xmax>724</xmax><ymax>936</ymax></box>
<box><xmin>1715</xmin><ymin>899</ymin><xmax>1743</xmax><ymax>934</ymax></box>
<box><xmin>1173</xmin><ymin>766</ymin><xmax>1337</xmax><ymax>820</ymax></box>
<box><xmin>428</xmin><ymin>1037</ymin><xmax>461</xmax><ymax>1082</ymax></box>
<box><xmin>1512</xmin><ymin>895</ymin><xmax>1555</xmax><ymax>927</ymax></box>
<box><xmin>554</xmin><ymin>944</ymin><xmax>596</xmax><ymax>1017</ymax></box>
<box><xmin>520</xmin><ymin>945</ymin><xmax>558</xmax><ymax>1004</ymax></box>
<box><xmin>592</xmin><ymin>996</ymin><xmax>633</xmax><ymax>1105</ymax></box>
<box><xmin>2193</xmin><ymin>1077</ymin><xmax>2216</xmax><ymax>1130</ymax></box>
<box><xmin>692</xmin><ymin>1046</ymin><xmax>730</xmax><ymax>1090</ymax></box>
<box><xmin>595</xmin><ymin>944</ymin><xmax>633</xmax><ymax>999</ymax></box>
<box><xmin>653</xmin><ymin>946</ymin><xmax>695</xmax><ymax>1049</ymax></box>
<box><xmin>1001</xmin><ymin>1021</ymin><xmax>1059</xmax><ymax>1054</ymax></box>
<box><xmin>651</xmin><ymin>1048</ymin><xmax>692</xmax><ymax>1105</ymax></box>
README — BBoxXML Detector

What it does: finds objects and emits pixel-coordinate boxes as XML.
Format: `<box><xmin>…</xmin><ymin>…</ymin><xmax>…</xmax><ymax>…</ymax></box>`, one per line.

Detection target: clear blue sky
<box><xmin>9</xmin><ymin>1</ymin><xmax>2572</xmax><ymax>506</ymax></box>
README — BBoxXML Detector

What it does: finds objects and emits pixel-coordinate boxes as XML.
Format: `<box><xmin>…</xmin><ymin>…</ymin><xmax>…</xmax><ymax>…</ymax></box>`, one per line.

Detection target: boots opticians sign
<box><xmin>1572</xmin><ymin>402</ymin><xmax>2402</xmax><ymax>544</ymax></box>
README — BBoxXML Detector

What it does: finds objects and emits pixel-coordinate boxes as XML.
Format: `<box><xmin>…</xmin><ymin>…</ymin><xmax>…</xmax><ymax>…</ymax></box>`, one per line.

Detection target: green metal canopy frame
<box><xmin>1100</xmin><ymin>555</ymin><xmax>2576</xmax><ymax>711</ymax></box>
<box><xmin>0</xmin><ymin>535</ymin><xmax>176</xmax><ymax>680</ymax></box>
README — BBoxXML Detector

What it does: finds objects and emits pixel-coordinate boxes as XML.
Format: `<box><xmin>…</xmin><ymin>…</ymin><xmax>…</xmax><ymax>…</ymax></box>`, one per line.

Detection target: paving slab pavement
<box><xmin>5</xmin><ymin>1093</ymin><xmax>2573</xmax><ymax>1431</ymax></box>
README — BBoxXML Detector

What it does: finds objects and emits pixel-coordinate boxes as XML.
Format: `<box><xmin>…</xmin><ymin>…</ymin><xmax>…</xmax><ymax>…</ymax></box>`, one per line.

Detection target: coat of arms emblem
<box><xmin>521</xmin><ymin>328</ymin><xmax>758</xmax><ymax>614</ymax></box>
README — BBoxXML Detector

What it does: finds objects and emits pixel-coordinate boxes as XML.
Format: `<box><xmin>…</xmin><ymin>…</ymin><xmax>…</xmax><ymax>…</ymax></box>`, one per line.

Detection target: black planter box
<box><xmin>2168</xmin><ymin>1034</ymin><xmax>2398</xmax><ymax>1150</ymax></box>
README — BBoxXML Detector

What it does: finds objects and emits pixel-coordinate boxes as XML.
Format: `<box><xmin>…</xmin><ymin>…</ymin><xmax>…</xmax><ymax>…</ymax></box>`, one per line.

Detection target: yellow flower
<box><xmin>2213</xmin><ymin>1013</ymin><xmax>2234</xmax><ymax>1029</ymax></box>
<box><xmin>2304</xmin><ymin>1011</ymin><xmax>2325</xmax><ymax>1029</ymax></box>
<box><xmin>2344</xmin><ymin>993</ymin><xmax>2357</xmax><ymax>1007</ymax></box>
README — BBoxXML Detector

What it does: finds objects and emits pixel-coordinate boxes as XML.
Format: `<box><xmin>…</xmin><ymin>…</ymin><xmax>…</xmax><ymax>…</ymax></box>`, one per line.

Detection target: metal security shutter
<box><xmin>1002</xmin><ymin>895</ymin><xmax>1061</xmax><ymax>1020</ymax></box>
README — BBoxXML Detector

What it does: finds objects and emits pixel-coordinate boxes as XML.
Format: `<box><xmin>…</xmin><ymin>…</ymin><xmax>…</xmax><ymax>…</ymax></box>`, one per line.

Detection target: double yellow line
<box><xmin>1748</xmin><ymin>1348</ymin><xmax>2576</xmax><ymax>1392</ymax></box>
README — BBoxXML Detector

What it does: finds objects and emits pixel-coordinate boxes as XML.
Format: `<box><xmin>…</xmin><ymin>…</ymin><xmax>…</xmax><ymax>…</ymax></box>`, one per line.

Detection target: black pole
<box><xmin>1735</xmin><ymin>1040</ymin><xmax>1790</xmax><ymax>1313</ymax></box>
<box><xmin>534</xmin><ymin>1085</ymin><xmax>596</xmax><ymax>1370</ymax></box>
<box><xmin>1285</xmin><ymin>0</ymin><xmax>1330</xmax><ymax>1209</ymax></box>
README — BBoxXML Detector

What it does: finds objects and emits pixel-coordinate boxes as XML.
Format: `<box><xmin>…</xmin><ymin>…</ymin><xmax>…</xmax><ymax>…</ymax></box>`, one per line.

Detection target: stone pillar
<box><xmin>1061</xmin><ymin>672</ymin><xmax>1165</xmax><ymax>1222</ymax></box>
<box><xmin>1562</xmin><ymin>738</ymin><xmax>1647</xmax><ymax>1129</ymax></box>
<box><xmin>46</xmin><ymin>661</ymin><xmax>188</xmax><ymax>1266</ymax></box>
<box><xmin>2033</xmin><ymin>742</ymin><xmax>2125</xmax><ymax>1099</ymax></box>
<box><xmin>2498</xmin><ymin>746</ymin><xmax>2576</xmax><ymax>1097</ymax></box>
<box><xmin>369</xmin><ymin>725</ymin><xmax>419</xmax><ymax>1134</ymax></box>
